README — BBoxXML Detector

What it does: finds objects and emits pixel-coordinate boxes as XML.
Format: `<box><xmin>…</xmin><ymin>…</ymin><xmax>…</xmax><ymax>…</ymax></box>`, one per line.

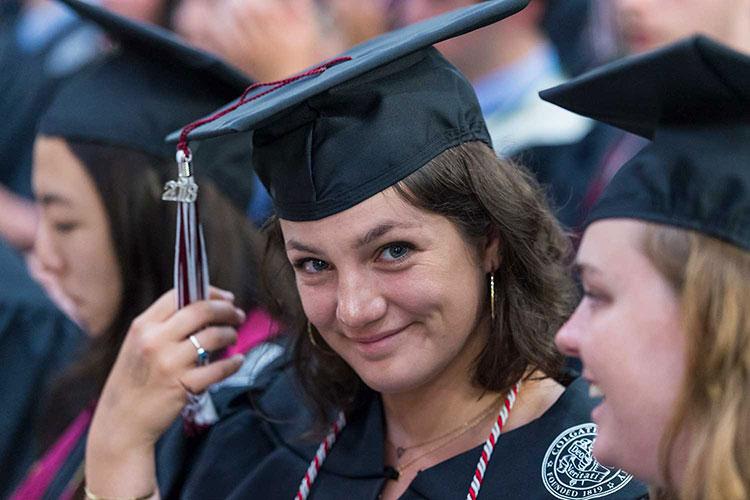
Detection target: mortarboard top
<box><xmin>37</xmin><ymin>0</ymin><xmax>255</xmax><ymax>209</ymax></box>
<box><xmin>540</xmin><ymin>35</ymin><xmax>750</xmax><ymax>251</ymax></box>
<box><xmin>167</xmin><ymin>0</ymin><xmax>531</xmax><ymax>221</ymax></box>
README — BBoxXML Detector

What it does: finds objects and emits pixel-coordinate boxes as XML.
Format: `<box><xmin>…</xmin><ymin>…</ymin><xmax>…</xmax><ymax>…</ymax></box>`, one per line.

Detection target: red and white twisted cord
<box><xmin>293</xmin><ymin>383</ymin><xmax>520</xmax><ymax>499</ymax></box>
<box><xmin>466</xmin><ymin>382</ymin><xmax>521</xmax><ymax>500</ymax></box>
<box><xmin>295</xmin><ymin>411</ymin><xmax>347</xmax><ymax>500</ymax></box>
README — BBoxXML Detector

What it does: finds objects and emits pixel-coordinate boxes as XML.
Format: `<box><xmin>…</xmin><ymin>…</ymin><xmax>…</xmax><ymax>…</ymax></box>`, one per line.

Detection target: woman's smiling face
<box><xmin>555</xmin><ymin>219</ymin><xmax>687</xmax><ymax>483</ymax></box>
<box><xmin>281</xmin><ymin>187</ymin><xmax>498</xmax><ymax>395</ymax></box>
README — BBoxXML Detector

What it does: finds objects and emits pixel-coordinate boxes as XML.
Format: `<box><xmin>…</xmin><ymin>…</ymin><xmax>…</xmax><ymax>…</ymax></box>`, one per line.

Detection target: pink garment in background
<box><xmin>10</xmin><ymin>406</ymin><xmax>94</xmax><ymax>500</ymax></box>
<box><xmin>226</xmin><ymin>308</ymin><xmax>281</xmax><ymax>357</ymax></box>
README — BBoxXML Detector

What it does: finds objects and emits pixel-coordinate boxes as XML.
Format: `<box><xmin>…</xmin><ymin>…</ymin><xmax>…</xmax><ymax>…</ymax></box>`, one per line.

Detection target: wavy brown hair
<box><xmin>644</xmin><ymin>225</ymin><xmax>750</xmax><ymax>500</ymax></box>
<box><xmin>262</xmin><ymin>141</ymin><xmax>577</xmax><ymax>428</ymax></box>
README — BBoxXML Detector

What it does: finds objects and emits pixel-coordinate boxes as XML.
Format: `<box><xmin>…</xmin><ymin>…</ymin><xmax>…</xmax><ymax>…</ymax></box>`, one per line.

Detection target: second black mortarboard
<box><xmin>168</xmin><ymin>0</ymin><xmax>531</xmax><ymax>221</ymax></box>
<box><xmin>37</xmin><ymin>0</ymin><xmax>255</xmax><ymax>209</ymax></box>
<box><xmin>540</xmin><ymin>35</ymin><xmax>750</xmax><ymax>251</ymax></box>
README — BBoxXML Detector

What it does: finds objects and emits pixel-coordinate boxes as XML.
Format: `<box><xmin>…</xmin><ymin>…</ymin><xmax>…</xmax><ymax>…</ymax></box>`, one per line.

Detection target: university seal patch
<box><xmin>541</xmin><ymin>423</ymin><xmax>632</xmax><ymax>499</ymax></box>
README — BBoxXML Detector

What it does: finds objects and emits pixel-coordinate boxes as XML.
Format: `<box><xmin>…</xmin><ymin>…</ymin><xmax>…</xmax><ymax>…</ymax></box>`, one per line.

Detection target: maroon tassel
<box><xmin>163</xmin><ymin>151</ymin><xmax>216</xmax><ymax>434</ymax></box>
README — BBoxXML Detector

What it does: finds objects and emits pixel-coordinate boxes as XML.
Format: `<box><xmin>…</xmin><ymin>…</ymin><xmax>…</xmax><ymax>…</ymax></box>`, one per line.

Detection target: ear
<box><xmin>481</xmin><ymin>232</ymin><xmax>501</xmax><ymax>273</ymax></box>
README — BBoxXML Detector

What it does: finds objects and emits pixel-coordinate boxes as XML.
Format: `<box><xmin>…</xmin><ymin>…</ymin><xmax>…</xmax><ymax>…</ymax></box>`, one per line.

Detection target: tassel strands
<box><xmin>163</xmin><ymin>150</ymin><xmax>217</xmax><ymax>434</ymax></box>
<box><xmin>174</xmin><ymin>199</ymin><xmax>209</xmax><ymax>308</ymax></box>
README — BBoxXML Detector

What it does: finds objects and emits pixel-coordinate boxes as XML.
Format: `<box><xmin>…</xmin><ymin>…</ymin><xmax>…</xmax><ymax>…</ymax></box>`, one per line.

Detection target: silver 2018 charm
<box><xmin>163</xmin><ymin>150</ymin><xmax>199</xmax><ymax>203</ymax></box>
<box><xmin>162</xmin><ymin>177</ymin><xmax>198</xmax><ymax>203</ymax></box>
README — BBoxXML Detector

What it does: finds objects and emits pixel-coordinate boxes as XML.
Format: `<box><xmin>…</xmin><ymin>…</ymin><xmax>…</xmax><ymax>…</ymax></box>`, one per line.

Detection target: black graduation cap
<box><xmin>167</xmin><ymin>0</ymin><xmax>531</xmax><ymax>221</ymax></box>
<box><xmin>37</xmin><ymin>0</ymin><xmax>255</xmax><ymax>209</ymax></box>
<box><xmin>540</xmin><ymin>35</ymin><xmax>750</xmax><ymax>251</ymax></box>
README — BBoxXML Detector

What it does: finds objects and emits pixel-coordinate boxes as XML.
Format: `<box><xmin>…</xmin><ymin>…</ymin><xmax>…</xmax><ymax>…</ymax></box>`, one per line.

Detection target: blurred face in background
<box><xmin>171</xmin><ymin>0</ymin><xmax>214</xmax><ymax>53</ymax></box>
<box><xmin>322</xmin><ymin>0</ymin><xmax>393</xmax><ymax>47</ymax></box>
<box><xmin>32</xmin><ymin>137</ymin><xmax>123</xmax><ymax>337</ymax></box>
<box><xmin>614</xmin><ymin>0</ymin><xmax>750</xmax><ymax>54</ymax></box>
<box><xmin>102</xmin><ymin>0</ymin><xmax>166</xmax><ymax>24</ymax></box>
<box><xmin>393</xmin><ymin>0</ymin><xmax>480</xmax><ymax>63</ymax></box>
<box><xmin>391</xmin><ymin>0</ymin><xmax>544</xmax><ymax>81</ymax></box>
<box><xmin>172</xmin><ymin>0</ymin><xmax>332</xmax><ymax>81</ymax></box>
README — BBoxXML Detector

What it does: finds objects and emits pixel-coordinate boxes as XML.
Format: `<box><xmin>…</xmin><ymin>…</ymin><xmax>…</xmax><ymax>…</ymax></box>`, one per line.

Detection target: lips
<box><xmin>584</xmin><ymin>372</ymin><xmax>604</xmax><ymax>400</ymax></box>
<box><xmin>589</xmin><ymin>383</ymin><xmax>604</xmax><ymax>399</ymax></box>
<box><xmin>354</xmin><ymin>326</ymin><xmax>406</xmax><ymax>345</ymax></box>
<box><xmin>347</xmin><ymin>325</ymin><xmax>410</xmax><ymax>359</ymax></box>
<box><xmin>587</xmin><ymin>380</ymin><xmax>607</xmax><ymax>425</ymax></box>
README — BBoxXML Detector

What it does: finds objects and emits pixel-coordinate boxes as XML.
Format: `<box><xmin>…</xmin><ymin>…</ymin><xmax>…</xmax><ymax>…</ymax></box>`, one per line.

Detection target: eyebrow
<box><xmin>354</xmin><ymin>221</ymin><xmax>419</xmax><ymax>249</ymax></box>
<box><xmin>573</xmin><ymin>262</ymin><xmax>601</xmax><ymax>278</ymax></box>
<box><xmin>38</xmin><ymin>193</ymin><xmax>73</xmax><ymax>207</ymax></box>
<box><xmin>285</xmin><ymin>239</ymin><xmax>321</xmax><ymax>254</ymax></box>
<box><xmin>284</xmin><ymin>220</ymin><xmax>419</xmax><ymax>255</ymax></box>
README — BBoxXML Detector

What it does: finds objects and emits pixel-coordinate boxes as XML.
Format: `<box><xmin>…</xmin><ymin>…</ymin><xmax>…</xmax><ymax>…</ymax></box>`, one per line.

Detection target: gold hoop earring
<box><xmin>307</xmin><ymin>321</ymin><xmax>319</xmax><ymax>347</ymax></box>
<box><xmin>489</xmin><ymin>273</ymin><xmax>496</xmax><ymax>321</ymax></box>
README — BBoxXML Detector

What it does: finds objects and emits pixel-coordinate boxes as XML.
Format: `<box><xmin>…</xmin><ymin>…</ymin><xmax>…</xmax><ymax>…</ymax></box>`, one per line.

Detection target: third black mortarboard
<box><xmin>168</xmin><ymin>0</ymin><xmax>530</xmax><ymax>221</ymax></box>
<box><xmin>540</xmin><ymin>36</ymin><xmax>750</xmax><ymax>250</ymax></box>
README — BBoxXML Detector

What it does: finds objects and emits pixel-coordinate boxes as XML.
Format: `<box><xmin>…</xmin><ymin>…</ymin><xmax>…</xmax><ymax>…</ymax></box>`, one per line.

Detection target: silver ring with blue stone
<box><xmin>189</xmin><ymin>334</ymin><xmax>209</xmax><ymax>366</ymax></box>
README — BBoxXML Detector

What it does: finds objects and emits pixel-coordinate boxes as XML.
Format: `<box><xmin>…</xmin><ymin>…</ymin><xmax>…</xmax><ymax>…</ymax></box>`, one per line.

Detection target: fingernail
<box><xmin>221</xmin><ymin>290</ymin><xmax>235</xmax><ymax>301</ymax></box>
<box><xmin>236</xmin><ymin>308</ymin><xmax>246</xmax><ymax>320</ymax></box>
<box><xmin>232</xmin><ymin>354</ymin><xmax>244</xmax><ymax>363</ymax></box>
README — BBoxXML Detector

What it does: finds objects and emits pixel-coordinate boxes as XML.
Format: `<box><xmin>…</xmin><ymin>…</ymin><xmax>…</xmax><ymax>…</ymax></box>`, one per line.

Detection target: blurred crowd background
<box><xmin>6</xmin><ymin>0</ymin><xmax>748</xmax><ymax>249</ymax></box>
<box><xmin>0</xmin><ymin>0</ymin><xmax>680</xmax><ymax>252</ymax></box>
<box><xmin>4</xmin><ymin>0</ymin><xmax>747</xmax><ymax>245</ymax></box>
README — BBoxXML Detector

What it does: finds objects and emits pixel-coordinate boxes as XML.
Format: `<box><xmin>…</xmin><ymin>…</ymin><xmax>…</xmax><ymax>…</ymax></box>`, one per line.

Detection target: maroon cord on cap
<box><xmin>176</xmin><ymin>56</ymin><xmax>352</xmax><ymax>158</ymax></box>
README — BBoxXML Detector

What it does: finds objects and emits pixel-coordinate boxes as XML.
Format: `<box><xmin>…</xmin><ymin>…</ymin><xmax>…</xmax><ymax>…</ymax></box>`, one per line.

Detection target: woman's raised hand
<box><xmin>85</xmin><ymin>287</ymin><xmax>245</xmax><ymax>498</ymax></box>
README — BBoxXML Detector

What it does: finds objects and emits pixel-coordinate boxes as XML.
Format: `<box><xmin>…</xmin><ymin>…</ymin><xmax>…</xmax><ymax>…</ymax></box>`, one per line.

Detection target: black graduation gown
<box><xmin>0</xmin><ymin>239</ymin><xmax>85</xmax><ymax>497</ymax></box>
<box><xmin>182</xmin><ymin>363</ymin><xmax>648</xmax><ymax>499</ymax></box>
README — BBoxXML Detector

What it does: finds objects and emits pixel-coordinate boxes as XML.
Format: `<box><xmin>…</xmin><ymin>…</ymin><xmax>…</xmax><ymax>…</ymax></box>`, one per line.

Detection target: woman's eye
<box><xmin>300</xmin><ymin>259</ymin><xmax>329</xmax><ymax>274</ymax></box>
<box><xmin>582</xmin><ymin>289</ymin><xmax>608</xmax><ymax>305</ymax></box>
<box><xmin>379</xmin><ymin>243</ymin><xmax>411</xmax><ymax>262</ymax></box>
<box><xmin>53</xmin><ymin>222</ymin><xmax>78</xmax><ymax>233</ymax></box>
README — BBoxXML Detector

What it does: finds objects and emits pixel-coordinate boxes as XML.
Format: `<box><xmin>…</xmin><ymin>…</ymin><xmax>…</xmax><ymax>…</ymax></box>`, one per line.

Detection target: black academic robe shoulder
<box><xmin>183</xmin><ymin>364</ymin><xmax>648</xmax><ymax>499</ymax></box>
<box><xmin>0</xmin><ymin>240</ymin><xmax>85</xmax><ymax>497</ymax></box>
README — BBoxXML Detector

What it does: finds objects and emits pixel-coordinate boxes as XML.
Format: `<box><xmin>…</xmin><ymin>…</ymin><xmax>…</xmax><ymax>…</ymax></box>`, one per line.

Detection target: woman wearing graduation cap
<box><xmin>9</xmin><ymin>1</ymin><xmax>285</xmax><ymax>498</ymax></box>
<box><xmin>546</xmin><ymin>37</ymin><xmax>750</xmax><ymax>499</ymax></box>
<box><xmin>83</xmin><ymin>1</ymin><xmax>647</xmax><ymax>499</ymax></box>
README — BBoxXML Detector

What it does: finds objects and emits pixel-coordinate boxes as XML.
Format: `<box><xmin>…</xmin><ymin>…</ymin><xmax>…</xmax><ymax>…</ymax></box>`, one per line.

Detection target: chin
<box><xmin>593</xmin><ymin>433</ymin><xmax>656</xmax><ymax>483</ymax></box>
<box><xmin>83</xmin><ymin>310</ymin><xmax>115</xmax><ymax>338</ymax></box>
<box><xmin>591</xmin><ymin>432</ymin><xmax>617</xmax><ymax>468</ymax></box>
<box><xmin>355</xmin><ymin>362</ymin><xmax>431</xmax><ymax>395</ymax></box>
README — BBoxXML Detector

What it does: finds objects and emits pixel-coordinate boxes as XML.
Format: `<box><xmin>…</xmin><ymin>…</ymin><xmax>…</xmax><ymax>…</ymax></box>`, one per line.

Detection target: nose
<box><xmin>554</xmin><ymin>307</ymin><xmax>583</xmax><ymax>358</ymax></box>
<box><xmin>34</xmin><ymin>221</ymin><xmax>65</xmax><ymax>275</ymax></box>
<box><xmin>615</xmin><ymin>0</ymin><xmax>649</xmax><ymax>17</ymax></box>
<box><xmin>335</xmin><ymin>270</ymin><xmax>387</xmax><ymax>330</ymax></box>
